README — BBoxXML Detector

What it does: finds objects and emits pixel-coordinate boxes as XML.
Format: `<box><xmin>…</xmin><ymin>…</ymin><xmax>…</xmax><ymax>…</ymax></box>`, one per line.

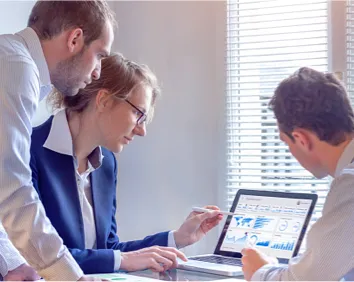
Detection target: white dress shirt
<box><xmin>252</xmin><ymin>139</ymin><xmax>354</xmax><ymax>281</ymax></box>
<box><xmin>76</xmin><ymin>166</ymin><xmax>98</xmax><ymax>250</ymax></box>
<box><xmin>0</xmin><ymin>28</ymin><xmax>83</xmax><ymax>280</ymax></box>
<box><xmin>44</xmin><ymin>110</ymin><xmax>178</xmax><ymax>271</ymax></box>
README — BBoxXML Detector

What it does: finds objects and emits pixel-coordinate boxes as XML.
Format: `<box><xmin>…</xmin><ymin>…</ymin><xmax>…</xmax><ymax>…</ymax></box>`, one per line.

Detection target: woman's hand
<box><xmin>120</xmin><ymin>246</ymin><xmax>187</xmax><ymax>272</ymax></box>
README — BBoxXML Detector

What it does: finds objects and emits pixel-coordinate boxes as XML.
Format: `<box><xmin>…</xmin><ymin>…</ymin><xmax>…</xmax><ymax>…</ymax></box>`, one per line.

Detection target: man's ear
<box><xmin>292</xmin><ymin>129</ymin><xmax>313</xmax><ymax>151</ymax></box>
<box><xmin>67</xmin><ymin>28</ymin><xmax>85</xmax><ymax>54</ymax></box>
<box><xmin>96</xmin><ymin>89</ymin><xmax>112</xmax><ymax>112</ymax></box>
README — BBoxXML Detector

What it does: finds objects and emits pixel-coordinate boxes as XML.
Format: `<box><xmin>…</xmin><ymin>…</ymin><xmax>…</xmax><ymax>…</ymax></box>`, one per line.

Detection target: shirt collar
<box><xmin>16</xmin><ymin>27</ymin><xmax>51</xmax><ymax>87</ymax></box>
<box><xmin>44</xmin><ymin>109</ymin><xmax>104</xmax><ymax>170</ymax></box>
<box><xmin>335</xmin><ymin>139</ymin><xmax>354</xmax><ymax>177</ymax></box>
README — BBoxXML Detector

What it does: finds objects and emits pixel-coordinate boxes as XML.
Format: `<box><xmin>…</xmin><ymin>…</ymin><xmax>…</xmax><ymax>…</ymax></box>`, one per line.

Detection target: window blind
<box><xmin>225</xmin><ymin>0</ymin><xmax>329</xmax><ymax>226</ymax></box>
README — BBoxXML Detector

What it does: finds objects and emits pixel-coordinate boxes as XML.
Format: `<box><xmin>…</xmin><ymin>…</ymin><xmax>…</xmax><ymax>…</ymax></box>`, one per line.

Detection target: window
<box><xmin>225</xmin><ymin>0</ymin><xmax>331</xmax><ymax>226</ymax></box>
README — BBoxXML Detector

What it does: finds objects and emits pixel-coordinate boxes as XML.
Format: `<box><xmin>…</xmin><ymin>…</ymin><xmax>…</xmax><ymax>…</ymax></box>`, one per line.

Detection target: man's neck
<box><xmin>319</xmin><ymin>136</ymin><xmax>354</xmax><ymax>177</ymax></box>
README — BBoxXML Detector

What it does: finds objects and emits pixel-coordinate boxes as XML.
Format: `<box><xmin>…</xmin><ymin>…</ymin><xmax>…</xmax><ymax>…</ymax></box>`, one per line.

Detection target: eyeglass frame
<box><xmin>125</xmin><ymin>99</ymin><xmax>147</xmax><ymax>125</ymax></box>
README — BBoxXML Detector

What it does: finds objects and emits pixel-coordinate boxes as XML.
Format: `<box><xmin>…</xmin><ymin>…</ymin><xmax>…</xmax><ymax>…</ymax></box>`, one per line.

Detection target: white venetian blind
<box><xmin>226</xmin><ymin>0</ymin><xmax>329</xmax><ymax>223</ymax></box>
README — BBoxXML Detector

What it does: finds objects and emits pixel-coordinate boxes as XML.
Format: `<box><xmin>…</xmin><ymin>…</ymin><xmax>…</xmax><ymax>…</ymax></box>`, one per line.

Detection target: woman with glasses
<box><xmin>29</xmin><ymin>53</ymin><xmax>222</xmax><ymax>274</ymax></box>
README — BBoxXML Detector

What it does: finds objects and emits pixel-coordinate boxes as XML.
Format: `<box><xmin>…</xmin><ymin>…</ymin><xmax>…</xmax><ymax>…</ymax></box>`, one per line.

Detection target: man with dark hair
<box><xmin>0</xmin><ymin>1</ymin><xmax>115</xmax><ymax>280</ymax></box>
<box><xmin>241</xmin><ymin>67</ymin><xmax>354</xmax><ymax>281</ymax></box>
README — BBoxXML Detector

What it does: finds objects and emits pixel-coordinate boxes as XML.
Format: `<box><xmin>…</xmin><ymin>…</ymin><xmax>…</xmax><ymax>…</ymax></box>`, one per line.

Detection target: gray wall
<box><xmin>111</xmin><ymin>1</ymin><xmax>226</xmax><ymax>255</ymax></box>
<box><xmin>0</xmin><ymin>1</ymin><xmax>34</xmax><ymax>33</ymax></box>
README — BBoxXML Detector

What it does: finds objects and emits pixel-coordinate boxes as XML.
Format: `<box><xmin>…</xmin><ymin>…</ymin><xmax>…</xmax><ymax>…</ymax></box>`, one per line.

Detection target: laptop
<box><xmin>178</xmin><ymin>189</ymin><xmax>317</xmax><ymax>276</ymax></box>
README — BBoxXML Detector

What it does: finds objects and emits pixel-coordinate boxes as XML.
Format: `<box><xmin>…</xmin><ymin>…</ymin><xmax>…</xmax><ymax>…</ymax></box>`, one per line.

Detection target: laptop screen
<box><xmin>216</xmin><ymin>190</ymin><xmax>317</xmax><ymax>262</ymax></box>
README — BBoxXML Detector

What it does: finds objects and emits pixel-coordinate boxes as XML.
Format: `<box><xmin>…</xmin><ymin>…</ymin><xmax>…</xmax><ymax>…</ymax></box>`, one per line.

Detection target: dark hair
<box><xmin>269</xmin><ymin>67</ymin><xmax>354</xmax><ymax>145</ymax></box>
<box><xmin>28</xmin><ymin>0</ymin><xmax>116</xmax><ymax>46</ymax></box>
<box><xmin>49</xmin><ymin>53</ymin><xmax>161</xmax><ymax>121</ymax></box>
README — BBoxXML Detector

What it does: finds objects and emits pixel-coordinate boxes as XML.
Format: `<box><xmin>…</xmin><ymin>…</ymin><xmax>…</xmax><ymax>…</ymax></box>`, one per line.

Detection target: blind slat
<box><xmin>232</xmin><ymin>3</ymin><xmax>326</xmax><ymax>14</ymax></box>
<box><xmin>226</xmin><ymin>64</ymin><xmax>327</xmax><ymax>72</ymax></box>
<box><xmin>226</xmin><ymin>35</ymin><xmax>327</xmax><ymax>46</ymax></box>
<box><xmin>229</xmin><ymin>22</ymin><xmax>327</xmax><ymax>33</ymax></box>
<box><xmin>227</xmin><ymin>166</ymin><xmax>309</xmax><ymax>170</ymax></box>
<box><xmin>226</xmin><ymin>160</ymin><xmax>299</xmax><ymax>164</ymax></box>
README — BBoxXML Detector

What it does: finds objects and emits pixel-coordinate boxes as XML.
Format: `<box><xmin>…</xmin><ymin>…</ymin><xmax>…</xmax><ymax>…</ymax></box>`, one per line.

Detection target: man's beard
<box><xmin>51</xmin><ymin>49</ymin><xmax>85</xmax><ymax>97</ymax></box>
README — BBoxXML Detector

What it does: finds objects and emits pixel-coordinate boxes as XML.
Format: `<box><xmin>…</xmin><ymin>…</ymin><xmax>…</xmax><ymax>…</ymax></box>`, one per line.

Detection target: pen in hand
<box><xmin>192</xmin><ymin>207</ymin><xmax>237</xmax><ymax>216</ymax></box>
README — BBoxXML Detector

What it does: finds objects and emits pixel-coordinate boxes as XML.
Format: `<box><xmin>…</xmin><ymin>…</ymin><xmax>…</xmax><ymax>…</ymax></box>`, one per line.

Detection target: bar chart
<box><xmin>270</xmin><ymin>238</ymin><xmax>296</xmax><ymax>251</ymax></box>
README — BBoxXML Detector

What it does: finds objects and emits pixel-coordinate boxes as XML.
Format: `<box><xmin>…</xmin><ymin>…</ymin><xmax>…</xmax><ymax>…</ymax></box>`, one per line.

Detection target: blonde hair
<box><xmin>48</xmin><ymin>53</ymin><xmax>161</xmax><ymax>121</ymax></box>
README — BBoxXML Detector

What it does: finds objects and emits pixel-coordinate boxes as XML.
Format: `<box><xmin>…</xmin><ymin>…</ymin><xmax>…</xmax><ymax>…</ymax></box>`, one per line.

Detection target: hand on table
<box><xmin>120</xmin><ymin>246</ymin><xmax>187</xmax><ymax>272</ymax></box>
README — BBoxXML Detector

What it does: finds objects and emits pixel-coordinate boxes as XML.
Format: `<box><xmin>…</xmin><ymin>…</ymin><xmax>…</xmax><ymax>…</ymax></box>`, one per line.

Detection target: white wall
<box><xmin>111</xmin><ymin>1</ymin><xmax>226</xmax><ymax>255</ymax></box>
<box><xmin>0</xmin><ymin>1</ymin><xmax>34</xmax><ymax>34</ymax></box>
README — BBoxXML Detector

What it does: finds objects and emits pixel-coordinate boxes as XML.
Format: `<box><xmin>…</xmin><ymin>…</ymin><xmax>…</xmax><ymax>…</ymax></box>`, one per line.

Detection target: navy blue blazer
<box><xmin>30</xmin><ymin>116</ymin><xmax>169</xmax><ymax>274</ymax></box>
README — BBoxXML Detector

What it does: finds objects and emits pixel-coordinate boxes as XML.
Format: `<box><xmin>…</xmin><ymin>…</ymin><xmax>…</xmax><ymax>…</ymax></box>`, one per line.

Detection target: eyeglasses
<box><xmin>125</xmin><ymin>100</ymin><xmax>147</xmax><ymax>125</ymax></box>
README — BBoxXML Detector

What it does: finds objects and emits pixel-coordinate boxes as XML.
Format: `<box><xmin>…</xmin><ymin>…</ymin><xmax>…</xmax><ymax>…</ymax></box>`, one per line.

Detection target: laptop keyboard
<box><xmin>189</xmin><ymin>255</ymin><xmax>242</xmax><ymax>267</ymax></box>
